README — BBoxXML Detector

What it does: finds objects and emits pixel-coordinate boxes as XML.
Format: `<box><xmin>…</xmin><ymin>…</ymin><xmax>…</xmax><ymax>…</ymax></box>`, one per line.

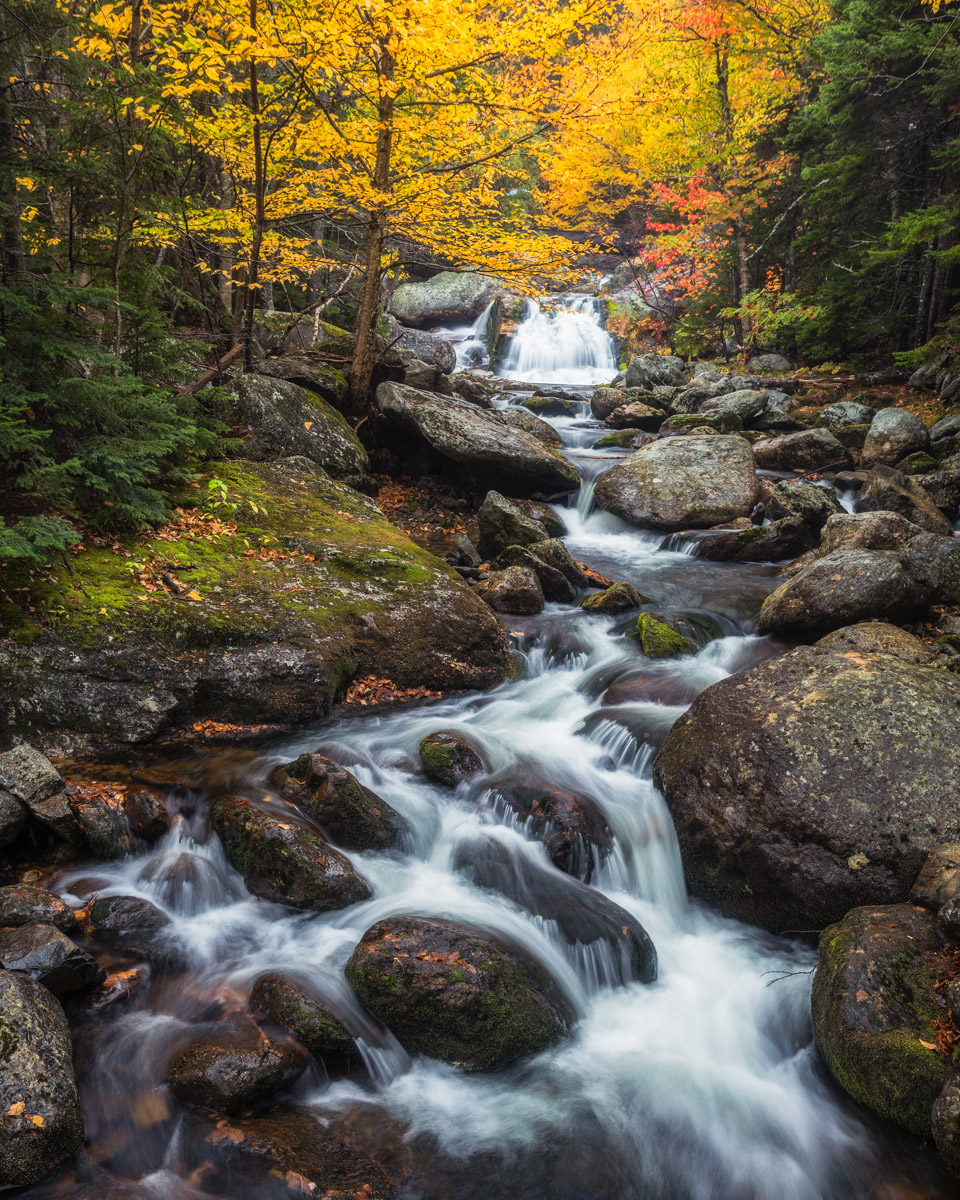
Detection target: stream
<box><xmin>34</xmin><ymin>298</ymin><xmax>952</xmax><ymax>1199</ymax></box>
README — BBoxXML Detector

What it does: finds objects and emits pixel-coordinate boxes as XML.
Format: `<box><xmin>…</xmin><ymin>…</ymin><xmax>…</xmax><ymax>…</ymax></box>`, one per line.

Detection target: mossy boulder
<box><xmin>631</xmin><ymin>612</ymin><xmax>695</xmax><ymax>658</ymax></box>
<box><xmin>523</xmin><ymin>395</ymin><xmax>576</xmax><ymax>417</ymax></box>
<box><xmin>388</xmin><ymin>271</ymin><xmax>499</xmax><ymax>329</ymax></box>
<box><xmin>812</xmin><ymin>903</ymin><xmax>949</xmax><ymax>1138</ymax></box>
<box><xmin>210</xmin><ymin>795</ymin><xmax>372</xmax><ymax>912</ymax></box>
<box><xmin>418</xmin><ymin>731</ymin><xmax>486</xmax><ymax>786</ymax></box>
<box><xmin>592</xmin><ymin>429</ymin><xmax>646</xmax><ymax>449</ymax></box>
<box><xmin>250</xmin><ymin>973</ymin><xmax>357</xmax><ymax>1070</ymax></box>
<box><xmin>896</xmin><ymin>451</ymin><xmax>939</xmax><ymax>475</ymax></box>
<box><xmin>0</xmin><ymin>460</ymin><xmax>507</xmax><ymax>754</ymax></box>
<box><xmin>659</xmin><ymin>411</ymin><xmax>742</xmax><ymax>434</ymax></box>
<box><xmin>0</xmin><ymin>970</ymin><xmax>84</xmax><ymax>1188</ymax></box>
<box><xmin>268</xmin><ymin>753</ymin><xmax>408</xmax><ymax>852</ymax></box>
<box><xmin>251</xmin><ymin>355</ymin><xmax>348</xmax><ymax>408</ymax></box>
<box><xmin>344</xmin><ymin>916</ymin><xmax>571</xmax><ymax>1070</ymax></box>
<box><xmin>580</xmin><ymin>582</ymin><xmax>648</xmax><ymax>614</ymax></box>
<box><xmin>692</xmin><ymin>516</ymin><xmax>809</xmax><ymax>563</ymax></box>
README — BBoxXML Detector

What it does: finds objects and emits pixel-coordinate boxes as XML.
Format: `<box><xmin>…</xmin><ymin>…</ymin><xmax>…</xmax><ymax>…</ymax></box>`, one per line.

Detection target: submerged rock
<box><xmin>653</xmin><ymin>623</ymin><xmax>960</xmax><ymax>930</ymax></box>
<box><xmin>344</xmin><ymin>916</ymin><xmax>571</xmax><ymax>1070</ymax></box>
<box><xmin>419</xmin><ymin>731</ymin><xmax>486</xmax><ymax>787</ymax></box>
<box><xmin>210</xmin><ymin>795</ymin><xmax>372</xmax><ymax>912</ymax></box>
<box><xmin>593</xmin><ymin>436</ymin><xmax>759</xmax><ymax>531</ymax></box>
<box><xmin>250</xmin><ymin>974</ymin><xmax>357</xmax><ymax>1069</ymax></box>
<box><xmin>167</xmin><ymin>1016</ymin><xmax>309</xmax><ymax>1115</ymax></box>
<box><xmin>812</xmin><ymin>903</ymin><xmax>948</xmax><ymax>1138</ymax></box>
<box><xmin>0</xmin><ymin>970</ymin><xmax>84</xmax><ymax>1188</ymax></box>
<box><xmin>268</xmin><ymin>754</ymin><xmax>408</xmax><ymax>851</ymax></box>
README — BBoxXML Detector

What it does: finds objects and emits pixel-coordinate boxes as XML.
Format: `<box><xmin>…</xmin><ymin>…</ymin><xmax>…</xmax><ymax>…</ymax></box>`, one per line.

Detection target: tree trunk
<box><xmin>348</xmin><ymin>42</ymin><xmax>395</xmax><ymax>414</ymax></box>
<box><xmin>241</xmin><ymin>0</ymin><xmax>265</xmax><ymax>372</ymax></box>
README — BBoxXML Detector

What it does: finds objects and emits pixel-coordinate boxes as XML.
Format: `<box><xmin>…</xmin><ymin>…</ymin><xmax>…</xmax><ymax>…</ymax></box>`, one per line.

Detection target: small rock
<box><xmin>0</xmin><ymin>885</ymin><xmax>78</xmax><ymax>933</ymax></box>
<box><xmin>0</xmin><ymin>923</ymin><xmax>105</xmax><ymax>998</ymax></box>
<box><xmin>90</xmin><ymin>894</ymin><xmax>170</xmax><ymax>934</ymax></box>
<box><xmin>419</xmin><ymin>731</ymin><xmax>486</xmax><ymax>786</ymax></box>
<box><xmin>0</xmin><ymin>745</ymin><xmax>82</xmax><ymax>843</ymax></box>
<box><xmin>69</xmin><ymin>788</ymin><xmax>137</xmax><ymax>859</ymax></box>
<box><xmin>580</xmin><ymin>582</ymin><xmax>648</xmax><ymax>614</ymax></box>
<box><xmin>476</xmin><ymin>490</ymin><xmax>549</xmax><ymax>558</ymax></box>
<box><xmin>632</xmin><ymin>612</ymin><xmax>695</xmax><ymax>657</ymax></box>
<box><xmin>475</xmin><ymin>566</ymin><xmax>544</xmax><ymax>615</ymax></box>
<box><xmin>604</xmin><ymin>402</ymin><xmax>663</xmax><ymax>431</ymax></box>
<box><xmin>124</xmin><ymin>790</ymin><xmax>171</xmax><ymax>842</ymax></box>
<box><xmin>251</xmin><ymin>973</ymin><xmax>357</xmax><ymax>1070</ymax></box>
<box><xmin>493</xmin><ymin>780</ymin><xmax>613</xmax><ymax>880</ymax></box>
<box><xmin>752</xmin><ymin>429</ymin><xmax>850</xmax><ymax>472</ymax></box>
<box><xmin>493</xmin><ymin>545</ymin><xmax>575</xmax><ymax>602</ymax></box>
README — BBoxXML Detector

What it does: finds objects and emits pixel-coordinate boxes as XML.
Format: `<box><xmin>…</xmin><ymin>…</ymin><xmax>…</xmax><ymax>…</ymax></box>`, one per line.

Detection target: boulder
<box><xmin>912</xmin><ymin>844</ymin><xmax>960</xmax><ymax>910</ymax></box>
<box><xmin>593</xmin><ymin>436</ymin><xmax>759</xmax><ymax>531</ymax></box>
<box><xmin>901</xmin><ymin>531</ymin><xmax>960</xmax><ymax>604</ymax></box>
<box><xmin>493</xmin><ymin>545</ymin><xmax>575</xmax><ymax>602</ymax></box>
<box><xmin>659</xmin><ymin>411</ymin><xmax>742</xmax><ymax>435</ymax></box>
<box><xmin>344</xmin><ymin>916</ymin><xmax>570</xmax><ymax>1069</ymax></box>
<box><xmin>580</xmin><ymin>582</ymin><xmax>648</xmax><ymax>614</ymax></box>
<box><xmin>89</xmin><ymin>894</ymin><xmax>170</xmax><ymax>937</ymax></box>
<box><xmin>700</xmin><ymin>389</ymin><xmax>769</xmax><ymax>422</ymax></box>
<box><xmin>476</xmin><ymin>490</ymin><xmax>549</xmax><ymax>558</ymax></box>
<box><xmin>475</xmin><ymin>566</ymin><xmax>544</xmax><ymax>615</ymax></box>
<box><xmin>692</xmin><ymin>516</ymin><xmax>810</xmax><ymax>563</ymax></box>
<box><xmin>388</xmin><ymin>271</ymin><xmax>499</xmax><ymax>329</ymax></box>
<box><xmin>934</xmin><ymin>1075</ymin><xmax>960</xmax><ymax>1181</ymax></box>
<box><xmin>268</xmin><ymin>754</ymin><xmax>408</xmax><ymax>852</ymax></box>
<box><xmin>68</xmin><ymin>787</ymin><xmax>137</xmax><ymax>859</ymax></box>
<box><xmin>210</xmin><ymin>795</ymin><xmax>372</xmax><ymax>912</ymax></box>
<box><xmin>530</xmin><ymin>539</ymin><xmax>590</xmax><ymax>588</ymax></box>
<box><xmin>653</xmin><ymin>623</ymin><xmax>960</xmax><ymax>930</ymax></box>
<box><xmin>919</xmin><ymin>454</ymin><xmax>960</xmax><ymax>516</ymax></box>
<box><xmin>167</xmin><ymin>1016</ymin><xmax>309</xmax><ymax>1115</ymax></box>
<box><xmin>0</xmin><ymin>790</ymin><xmax>27</xmax><ymax>848</ymax></box>
<box><xmin>250</xmin><ymin>974</ymin><xmax>357</xmax><ymax>1069</ymax></box>
<box><xmin>251</xmin><ymin>356</ymin><xmax>348</xmax><ymax>407</ymax></box>
<box><xmin>419</xmin><ymin>731</ymin><xmax>486</xmax><ymax>786</ymax></box>
<box><xmin>854</xmin><ymin>465</ymin><xmax>954</xmax><ymax>535</ymax></box>
<box><xmin>229</xmin><ymin>375</ymin><xmax>370</xmax><ymax>484</ymax></box>
<box><xmin>500</xmin><ymin>408</ymin><xmax>561</xmax><ymax>446</ymax></box>
<box><xmin>273</xmin><ymin>317</ymin><xmax>357</xmax><ymax>359</ymax></box>
<box><xmin>818</xmin><ymin>510</ymin><xmax>922</xmax><ymax>556</ymax></box>
<box><xmin>0</xmin><ymin>924</ymin><xmax>105</xmax><ymax>998</ymax></box>
<box><xmin>752</xmin><ymin>429</ymin><xmax>849</xmax><ymax>472</ymax></box>
<box><xmin>0</xmin><ymin>885</ymin><xmax>78</xmax><ymax>933</ymax></box>
<box><xmin>0</xmin><ymin>971</ymin><xmax>84</xmax><ymax>1188</ymax></box>
<box><xmin>930</xmin><ymin>414</ymin><xmax>960</xmax><ymax>442</ymax></box>
<box><xmin>451</xmin><ymin>375</ymin><xmax>493</xmax><ymax>408</ymax></box>
<box><xmin>391</xmin><ymin>327</ymin><xmax>456</xmax><ymax>373</ymax></box>
<box><xmin>604</xmin><ymin>402</ymin><xmax>663</xmax><ymax>431</ymax></box>
<box><xmin>376</xmin><ymin>383</ymin><xmax>578</xmax><ymax>495</ymax></box>
<box><xmin>454</xmin><ymin>837</ymin><xmax>656</xmax><ymax>985</ymax></box>
<box><xmin>590</xmin><ymin>387</ymin><xmax>629</xmax><ymax>420</ymax></box>
<box><xmin>746</xmin><ymin>353</ymin><xmax>793</xmax><ymax>373</ymax></box>
<box><xmin>861</xmin><ymin>408</ymin><xmax>930</xmax><ymax>467</ymax></box>
<box><xmin>632</xmin><ymin>612</ymin><xmax>695</xmax><ymax>657</ymax></box>
<box><xmin>625</xmin><ymin>353</ymin><xmax>685</xmax><ymax>389</ymax></box>
<box><xmin>812</xmin><ymin>903</ymin><xmax>948</xmax><ymax>1137</ymax></box>
<box><xmin>816</xmin><ymin>401</ymin><xmax>876</xmax><ymax>430</ymax></box>
<box><xmin>769</xmin><ymin>480</ymin><xmax>843</xmax><ymax>529</ymax></box>
<box><xmin>759</xmin><ymin>548</ymin><xmax>930</xmax><ymax>634</ymax></box>
<box><xmin>492</xmin><ymin>780</ymin><xmax>613</xmax><ymax>880</ymax></box>
<box><xmin>124</xmin><ymin>789</ymin><xmax>171</xmax><ymax>841</ymax></box>
<box><xmin>0</xmin><ymin>745</ymin><xmax>81</xmax><ymax>842</ymax></box>
<box><xmin>593</xmin><ymin>429</ymin><xmax>649</xmax><ymax>449</ymax></box>
<box><xmin>523</xmin><ymin>395</ymin><xmax>576</xmax><ymax>418</ymax></box>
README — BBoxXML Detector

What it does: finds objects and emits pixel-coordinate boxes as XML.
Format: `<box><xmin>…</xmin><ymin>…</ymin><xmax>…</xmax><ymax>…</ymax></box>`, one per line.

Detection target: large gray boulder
<box><xmin>854</xmin><ymin>465</ymin><xmax>954</xmax><ymax>534</ymax></box>
<box><xmin>229</xmin><ymin>375</ymin><xmax>369</xmax><ymax>483</ymax></box>
<box><xmin>593</xmin><ymin>436</ymin><xmax>759</xmax><ymax>530</ymax></box>
<box><xmin>700</xmin><ymin>389</ymin><xmax>769</xmax><ymax>422</ymax></box>
<box><xmin>389</xmin><ymin>272</ymin><xmax>498</xmax><ymax>329</ymax></box>
<box><xmin>0</xmin><ymin>971</ymin><xmax>84</xmax><ymax>1187</ymax></box>
<box><xmin>386</xmin><ymin>324</ymin><xmax>456</xmax><ymax>373</ymax></box>
<box><xmin>251</xmin><ymin>356</ymin><xmax>347</xmax><ymax>408</ymax></box>
<box><xmin>653</xmin><ymin>622</ymin><xmax>960</xmax><ymax>931</ymax></box>
<box><xmin>376</xmin><ymin>383</ymin><xmax>578</xmax><ymax>494</ymax></box>
<box><xmin>861</xmin><ymin>407</ymin><xmax>929</xmax><ymax>467</ymax></box>
<box><xmin>817</xmin><ymin>401</ymin><xmax>875</xmax><ymax>430</ymax></box>
<box><xmin>752</xmin><ymin>429</ymin><xmax>850</xmax><ymax>472</ymax></box>
<box><xmin>818</xmin><ymin>510</ymin><xmax>922</xmax><ymax>555</ymax></box>
<box><xmin>746</xmin><ymin>353</ymin><xmax>793</xmax><ymax>373</ymax></box>
<box><xmin>930</xmin><ymin>414</ymin><xmax>960</xmax><ymax>442</ymax></box>
<box><xmin>625</xmin><ymin>353</ymin><xmax>685</xmax><ymax>389</ymax></box>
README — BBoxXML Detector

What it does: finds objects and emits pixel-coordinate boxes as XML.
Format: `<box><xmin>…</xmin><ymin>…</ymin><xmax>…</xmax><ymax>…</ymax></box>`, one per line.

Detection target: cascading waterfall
<box><xmin>498</xmin><ymin>295</ymin><xmax>618</xmax><ymax>385</ymax></box>
<box><xmin>435</xmin><ymin>300</ymin><xmax>499</xmax><ymax>369</ymax></box>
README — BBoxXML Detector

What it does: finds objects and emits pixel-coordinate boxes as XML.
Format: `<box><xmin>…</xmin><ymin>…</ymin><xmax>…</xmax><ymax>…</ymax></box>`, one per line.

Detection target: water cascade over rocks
<box><xmin>18</xmin><ymin>345</ymin><xmax>955</xmax><ymax>1199</ymax></box>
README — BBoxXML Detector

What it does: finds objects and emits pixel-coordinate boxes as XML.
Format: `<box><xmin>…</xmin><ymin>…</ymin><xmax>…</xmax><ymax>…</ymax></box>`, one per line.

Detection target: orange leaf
<box><xmin>27</xmin><ymin>1114</ymin><xmax>44</xmax><ymax>1127</ymax></box>
<box><xmin>6</xmin><ymin>1102</ymin><xmax>24</xmax><ymax>1116</ymax></box>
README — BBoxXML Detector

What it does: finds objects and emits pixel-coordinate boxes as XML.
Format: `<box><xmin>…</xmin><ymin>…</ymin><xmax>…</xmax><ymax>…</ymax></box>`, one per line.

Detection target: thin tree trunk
<box><xmin>348</xmin><ymin>42</ymin><xmax>395</xmax><ymax>414</ymax></box>
<box><xmin>241</xmin><ymin>0</ymin><xmax>265</xmax><ymax>371</ymax></box>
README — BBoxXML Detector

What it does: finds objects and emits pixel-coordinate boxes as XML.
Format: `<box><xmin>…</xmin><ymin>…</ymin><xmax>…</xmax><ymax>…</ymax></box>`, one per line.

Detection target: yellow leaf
<box><xmin>303</xmin><ymin>421</ymin><xmax>313</xmax><ymax>430</ymax></box>
<box><xmin>186</xmin><ymin>590</ymin><xmax>203</xmax><ymax>601</ymax></box>
<box><xmin>919</xmin><ymin>1039</ymin><xmax>938</xmax><ymax>1050</ymax></box>
<box><xmin>6</xmin><ymin>1102</ymin><xmax>24</xmax><ymax>1116</ymax></box>
<box><xmin>98</xmin><ymin>607</ymin><xmax>108</xmax><ymax>615</ymax></box>
<box><xmin>27</xmin><ymin>1114</ymin><xmax>44</xmax><ymax>1127</ymax></box>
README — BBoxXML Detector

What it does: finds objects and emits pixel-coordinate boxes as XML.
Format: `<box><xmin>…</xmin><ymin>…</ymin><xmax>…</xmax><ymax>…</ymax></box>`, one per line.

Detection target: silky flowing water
<box><xmin>34</xmin><ymin>300</ymin><xmax>952</xmax><ymax>1198</ymax></box>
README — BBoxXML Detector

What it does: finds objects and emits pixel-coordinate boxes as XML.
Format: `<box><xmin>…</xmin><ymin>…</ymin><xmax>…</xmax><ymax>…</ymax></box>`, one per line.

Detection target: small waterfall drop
<box><xmin>436</xmin><ymin>301</ymin><xmax>498</xmax><ymax>369</ymax></box>
<box><xmin>499</xmin><ymin>295</ymin><xmax>618</xmax><ymax>386</ymax></box>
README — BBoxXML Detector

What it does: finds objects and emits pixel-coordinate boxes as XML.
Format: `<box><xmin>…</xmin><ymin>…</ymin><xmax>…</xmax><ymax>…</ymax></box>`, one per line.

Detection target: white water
<box><xmin>44</xmin><ymin>356</ymin><xmax>941</xmax><ymax>1198</ymax></box>
<box><xmin>498</xmin><ymin>296</ymin><xmax>618</xmax><ymax>386</ymax></box>
<box><xmin>435</xmin><ymin>301</ymin><xmax>499</xmax><ymax>369</ymax></box>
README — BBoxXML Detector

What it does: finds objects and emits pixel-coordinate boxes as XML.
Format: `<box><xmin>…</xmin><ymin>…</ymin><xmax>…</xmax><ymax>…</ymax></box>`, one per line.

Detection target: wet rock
<box><xmin>692</xmin><ymin>516</ymin><xmax>810</xmax><ymax>563</ymax></box>
<box><xmin>590</xmin><ymin>387</ymin><xmax>629</xmax><ymax>420</ymax></box>
<box><xmin>919</xmin><ymin>454</ymin><xmax>960</xmax><ymax>516</ymax></box>
<box><xmin>0</xmin><ymin>790</ymin><xmax>27</xmax><ymax>848</ymax></box>
<box><xmin>770</xmin><ymin>480</ymin><xmax>843</xmax><ymax>528</ymax></box>
<box><xmin>854</xmin><ymin>464</ymin><xmax>954</xmax><ymax>535</ymax></box>
<box><xmin>476</xmin><ymin>490</ymin><xmax>549</xmax><ymax>558</ymax></box>
<box><xmin>861</xmin><ymin>408</ymin><xmax>930</xmax><ymax>468</ymax></box>
<box><xmin>500</xmin><ymin>407</ymin><xmax>562</xmax><ymax>446</ymax></box>
<box><xmin>818</xmin><ymin>510</ymin><xmax>922</xmax><ymax>555</ymax></box>
<box><xmin>493</xmin><ymin>545</ymin><xmax>575</xmax><ymax>602</ymax></box>
<box><xmin>604</xmin><ymin>402</ymin><xmax>663</xmax><ymax>431</ymax></box>
<box><xmin>529</xmin><ymin>538</ymin><xmax>590</xmax><ymax>588</ymax></box>
<box><xmin>592</xmin><ymin>429</ymin><xmax>649</xmax><ymax>449</ymax></box>
<box><xmin>167</xmin><ymin>1016</ymin><xmax>309</xmax><ymax>1114</ymax></box>
<box><xmin>601</xmin><ymin>670</ymin><xmax>701</xmax><ymax>707</ymax></box>
<box><xmin>376</xmin><ymin>383</ymin><xmax>578</xmax><ymax>495</ymax></box>
<box><xmin>812</xmin><ymin>903</ymin><xmax>948</xmax><ymax>1138</ymax></box>
<box><xmin>0</xmin><ymin>745</ymin><xmax>81</xmax><ymax>842</ymax></box>
<box><xmin>759</xmin><ymin>547</ymin><xmax>930</xmax><ymax>634</ymax></box>
<box><xmin>514</xmin><ymin>499</ymin><xmax>567</xmax><ymax>538</ymax></box>
<box><xmin>912</xmin><ymin>844</ymin><xmax>960</xmax><ymax>909</ymax></box>
<box><xmin>0</xmin><ymin>970</ymin><xmax>84</xmax><ymax>1187</ymax></box>
<box><xmin>475</xmin><ymin>566</ymin><xmax>544</xmax><ymax>615</ymax></box>
<box><xmin>123</xmin><ymin>790</ymin><xmax>171</xmax><ymax>842</ymax></box>
<box><xmin>250</xmin><ymin>974</ymin><xmax>357</xmax><ymax>1069</ymax></box>
<box><xmin>454</xmin><ymin>837</ymin><xmax>657</xmax><ymax>984</ymax></box>
<box><xmin>210</xmin><ymin>795</ymin><xmax>372</xmax><ymax>913</ymax></box>
<box><xmin>389</xmin><ymin>271</ymin><xmax>498</xmax><ymax>328</ymax></box>
<box><xmin>653</xmin><ymin>623</ymin><xmax>960</xmax><ymax>930</ymax></box>
<box><xmin>934</xmin><ymin>1075</ymin><xmax>960</xmax><ymax>1181</ymax></box>
<box><xmin>700</xmin><ymin>389</ymin><xmax>769</xmax><ymax>422</ymax></box>
<box><xmin>251</xmin><ymin>355</ymin><xmax>348</xmax><ymax>407</ymax></box>
<box><xmin>581</xmin><ymin>582</ymin><xmax>648</xmax><ymax>614</ymax></box>
<box><xmin>523</xmin><ymin>395</ymin><xmax>576</xmax><ymax>418</ymax></box>
<box><xmin>625</xmin><ymin>353</ymin><xmax>685</xmax><ymax>389</ymax></box>
<box><xmin>593</xmin><ymin>436</ymin><xmax>759</xmax><ymax>531</ymax></box>
<box><xmin>89</xmin><ymin>895</ymin><xmax>170</xmax><ymax>936</ymax></box>
<box><xmin>419</xmin><ymin>731</ymin><xmax>486</xmax><ymax>786</ymax></box>
<box><xmin>901</xmin><ymin>531</ymin><xmax>960</xmax><ymax>604</ymax></box>
<box><xmin>229</xmin><ymin>375</ymin><xmax>370</xmax><ymax>484</ymax></box>
<box><xmin>493</xmin><ymin>781</ymin><xmax>613</xmax><ymax>880</ymax></box>
<box><xmin>659</xmin><ymin>411</ymin><xmax>742</xmax><ymax>434</ymax></box>
<box><xmin>0</xmin><ymin>924</ymin><xmax>105</xmax><ymax>998</ymax></box>
<box><xmin>344</xmin><ymin>916</ymin><xmax>570</xmax><ymax>1069</ymax></box>
<box><xmin>0</xmin><ymin>885</ymin><xmax>78</xmax><ymax>933</ymax></box>
<box><xmin>817</xmin><ymin>401</ymin><xmax>876</xmax><ymax>430</ymax></box>
<box><xmin>68</xmin><ymin>788</ymin><xmax>137</xmax><ymax>859</ymax></box>
<box><xmin>181</xmin><ymin>1105</ymin><xmax>397</xmax><ymax>1198</ymax></box>
<box><xmin>752</xmin><ymin>429</ymin><xmax>850</xmax><ymax>472</ymax></box>
<box><xmin>268</xmin><ymin>754</ymin><xmax>408</xmax><ymax>852</ymax></box>
<box><xmin>631</xmin><ymin>612</ymin><xmax>695</xmax><ymax>657</ymax></box>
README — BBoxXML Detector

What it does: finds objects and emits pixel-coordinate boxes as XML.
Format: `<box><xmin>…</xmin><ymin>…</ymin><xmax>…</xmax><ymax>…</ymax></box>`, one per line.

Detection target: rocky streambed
<box><xmin>1</xmin><ymin>300</ymin><xmax>960</xmax><ymax>1197</ymax></box>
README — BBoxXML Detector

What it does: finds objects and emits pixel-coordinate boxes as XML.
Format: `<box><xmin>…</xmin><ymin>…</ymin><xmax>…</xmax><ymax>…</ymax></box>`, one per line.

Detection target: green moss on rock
<box><xmin>631</xmin><ymin>612</ymin><xmax>695</xmax><ymax>658</ymax></box>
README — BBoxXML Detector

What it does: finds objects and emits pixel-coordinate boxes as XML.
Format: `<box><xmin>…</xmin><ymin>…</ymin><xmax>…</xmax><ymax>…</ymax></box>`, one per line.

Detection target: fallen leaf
<box><xmin>919</xmin><ymin>1039</ymin><xmax>938</xmax><ymax>1050</ymax></box>
<box><xmin>6</xmin><ymin>1102</ymin><xmax>24</xmax><ymax>1116</ymax></box>
<box><xmin>186</xmin><ymin>590</ymin><xmax>203</xmax><ymax>601</ymax></box>
<box><xmin>304</xmin><ymin>421</ymin><xmax>313</xmax><ymax>430</ymax></box>
<box><xmin>27</xmin><ymin>1114</ymin><xmax>44</xmax><ymax>1127</ymax></box>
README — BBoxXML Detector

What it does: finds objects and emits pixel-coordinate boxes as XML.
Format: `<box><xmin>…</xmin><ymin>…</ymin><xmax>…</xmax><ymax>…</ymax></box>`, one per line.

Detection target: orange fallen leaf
<box><xmin>27</xmin><ymin>1114</ymin><xmax>44</xmax><ymax>1127</ymax></box>
<box><xmin>6</xmin><ymin>1102</ymin><xmax>24</xmax><ymax>1116</ymax></box>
